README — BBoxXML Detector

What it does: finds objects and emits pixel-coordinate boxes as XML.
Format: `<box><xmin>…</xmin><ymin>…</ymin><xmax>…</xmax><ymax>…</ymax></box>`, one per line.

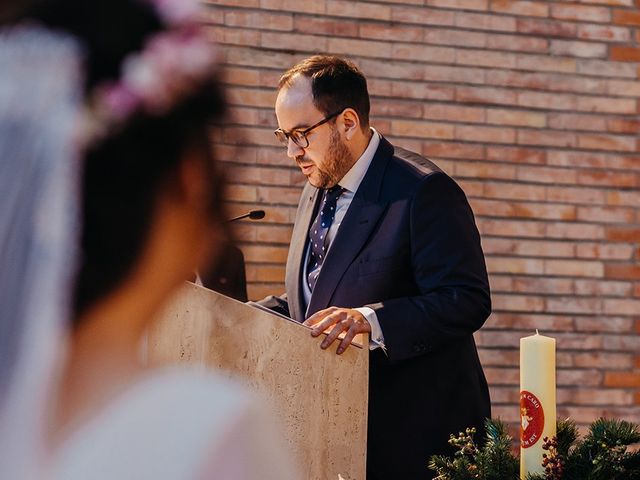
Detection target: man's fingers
<box><xmin>336</xmin><ymin>326</ymin><xmax>358</xmax><ymax>355</ymax></box>
<box><xmin>303</xmin><ymin>307</ymin><xmax>337</xmax><ymax>327</ymax></box>
<box><xmin>309</xmin><ymin>311</ymin><xmax>343</xmax><ymax>337</ymax></box>
<box><xmin>320</xmin><ymin>319</ymin><xmax>349</xmax><ymax>349</ymax></box>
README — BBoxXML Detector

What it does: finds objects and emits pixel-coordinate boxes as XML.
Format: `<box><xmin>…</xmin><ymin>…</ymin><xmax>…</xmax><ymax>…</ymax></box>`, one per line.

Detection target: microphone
<box><xmin>227</xmin><ymin>209</ymin><xmax>266</xmax><ymax>223</ymax></box>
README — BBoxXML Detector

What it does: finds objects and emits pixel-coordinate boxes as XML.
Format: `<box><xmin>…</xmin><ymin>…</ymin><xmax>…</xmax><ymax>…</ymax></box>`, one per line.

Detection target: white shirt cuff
<box><xmin>355</xmin><ymin>307</ymin><xmax>385</xmax><ymax>351</ymax></box>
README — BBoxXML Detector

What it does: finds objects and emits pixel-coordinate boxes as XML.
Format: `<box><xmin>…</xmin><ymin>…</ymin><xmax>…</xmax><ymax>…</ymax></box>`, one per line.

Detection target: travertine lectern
<box><xmin>147</xmin><ymin>282</ymin><xmax>368</xmax><ymax>479</ymax></box>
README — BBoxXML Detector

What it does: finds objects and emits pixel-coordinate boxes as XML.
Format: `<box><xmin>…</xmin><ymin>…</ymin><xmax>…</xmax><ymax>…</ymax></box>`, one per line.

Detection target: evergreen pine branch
<box><xmin>555</xmin><ymin>419</ymin><xmax>579</xmax><ymax>458</ymax></box>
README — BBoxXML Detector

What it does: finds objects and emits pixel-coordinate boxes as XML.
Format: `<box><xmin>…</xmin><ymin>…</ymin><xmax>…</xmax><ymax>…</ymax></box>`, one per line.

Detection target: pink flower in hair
<box><xmin>98</xmin><ymin>82</ymin><xmax>139</xmax><ymax>121</ymax></box>
<box><xmin>150</xmin><ymin>0</ymin><xmax>200</xmax><ymax>26</ymax></box>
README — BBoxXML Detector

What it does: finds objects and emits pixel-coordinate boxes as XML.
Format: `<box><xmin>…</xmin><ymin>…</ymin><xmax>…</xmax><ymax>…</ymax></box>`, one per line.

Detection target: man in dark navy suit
<box><xmin>261</xmin><ymin>55</ymin><xmax>491</xmax><ymax>479</ymax></box>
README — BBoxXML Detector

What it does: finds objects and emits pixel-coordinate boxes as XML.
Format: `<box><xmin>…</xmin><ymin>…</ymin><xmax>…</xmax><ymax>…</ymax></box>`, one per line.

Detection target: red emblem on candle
<box><xmin>520</xmin><ymin>390</ymin><xmax>544</xmax><ymax>448</ymax></box>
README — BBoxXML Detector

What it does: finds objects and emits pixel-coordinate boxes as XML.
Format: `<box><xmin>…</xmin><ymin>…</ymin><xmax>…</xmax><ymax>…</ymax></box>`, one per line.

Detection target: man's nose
<box><xmin>286</xmin><ymin>138</ymin><xmax>304</xmax><ymax>159</ymax></box>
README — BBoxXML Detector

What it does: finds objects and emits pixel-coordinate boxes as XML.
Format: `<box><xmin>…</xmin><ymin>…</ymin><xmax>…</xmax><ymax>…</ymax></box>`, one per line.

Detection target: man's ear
<box><xmin>340</xmin><ymin>108</ymin><xmax>361</xmax><ymax>140</ymax></box>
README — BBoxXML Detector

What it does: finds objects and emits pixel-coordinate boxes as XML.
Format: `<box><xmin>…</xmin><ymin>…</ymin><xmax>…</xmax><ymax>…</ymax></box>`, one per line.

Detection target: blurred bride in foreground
<box><xmin>0</xmin><ymin>1</ymin><xmax>295</xmax><ymax>478</ymax></box>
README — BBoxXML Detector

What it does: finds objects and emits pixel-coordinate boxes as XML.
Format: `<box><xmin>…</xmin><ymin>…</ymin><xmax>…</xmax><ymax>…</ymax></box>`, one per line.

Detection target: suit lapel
<box><xmin>306</xmin><ymin>138</ymin><xmax>394</xmax><ymax>317</ymax></box>
<box><xmin>286</xmin><ymin>183</ymin><xmax>320</xmax><ymax>322</ymax></box>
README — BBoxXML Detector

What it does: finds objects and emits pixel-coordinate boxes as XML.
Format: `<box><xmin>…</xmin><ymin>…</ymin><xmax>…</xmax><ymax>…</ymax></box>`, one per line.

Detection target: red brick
<box><xmin>558</xmin><ymin>369</ymin><xmax>603</xmax><ymax>387</ymax></box>
<box><xmin>578</xmin><ymin>133</ymin><xmax>637</xmax><ymax>152</ymax></box>
<box><xmin>423</xmin><ymin>103</ymin><xmax>485</xmax><ymax>123</ymax></box>
<box><xmin>578</xmin><ymin>170</ymin><xmax>637</xmax><ymax>187</ymax></box>
<box><xmin>422</xmin><ymin>142</ymin><xmax>485</xmax><ymax>160</ymax></box>
<box><xmin>550</xmin><ymin>39</ymin><xmax>608</xmax><ymax>58</ymax></box>
<box><xmin>327</xmin><ymin>0</ymin><xmax>390</xmax><ymax>19</ymax></box>
<box><xmin>390</xmin><ymin>120</ymin><xmax>455</xmax><ymax>139</ymax></box>
<box><xmin>578</xmin><ymin>58</ymin><xmax>638</xmax><ymax>79</ymax></box>
<box><xmin>577</xmin><ymin>243</ymin><xmax>635</xmax><ymax>261</ymax></box>
<box><xmin>477</xmin><ymin>218</ymin><xmax>546</xmax><ymax>238</ymax></box>
<box><xmin>482</xmin><ymin>181</ymin><xmax>546</xmax><ymax>201</ymax></box>
<box><xmin>544</xmin><ymin>260</ymin><xmax>604</xmax><ymax>278</ymax></box>
<box><xmin>577</xmin><ymin>24</ymin><xmax>632</xmax><ymax>42</ymax></box>
<box><xmin>612</xmin><ymin>8</ymin><xmax>640</xmax><ymax>26</ymax></box>
<box><xmin>574</xmin><ymin>352</ymin><xmax>633</xmax><ymax>369</ymax></box>
<box><xmin>224</xmin><ymin>10</ymin><xmax>292</xmax><ymax>30</ymax></box>
<box><xmin>546</xmin><ymin>222</ymin><xmax>605</xmax><ymax>240</ymax></box>
<box><xmin>260</xmin><ymin>0</ymin><xmax>325</xmax><ymax>14</ymax></box>
<box><xmin>548</xmin><ymin>113</ymin><xmax>607</xmax><ymax>131</ymax></box>
<box><xmin>453</xmin><ymin>161</ymin><xmax>516</xmax><ymax>180</ymax></box>
<box><xmin>359</xmin><ymin>22</ymin><xmax>423</xmax><ymax>42</ymax></box>
<box><xmin>577</xmin><ymin>95</ymin><xmax>637</xmax><ymax>114</ymax></box>
<box><xmin>456</xmin><ymin>86</ymin><xmax>517</xmax><ymax>105</ymax></box>
<box><xmin>547</xmin><ymin>151</ymin><xmax>639</xmax><ymax>172</ymax></box>
<box><xmin>455</xmin><ymin>12</ymin><xmax>517</xmax><ymax>32</ymax></box>
<box><xmin>327</xmin><ymin>37</ymin><xmax>390</xmax><ymax>58</ymax></box>
<box><xmin>611</xmin><ymin>46</ymin><xmax>640</xmax><ymax>61</ymax></box>
<box><xmin>490</xmin><ymin>0</ymin><xmax>548</xmax><ymax>17</ymax></box>
<box><xmin>546</xmin><ymin>185</ymin><xmax>606</xmax><ymax>205</ymax></box>
<box><xmin>518</xmin><ymin>91</ymin><xmax>577</xmax><ymax>110</ymax></box>
<box><xmin>605</xmin><ymin>264</ymin><xmax>640</xmax><ymax>280</ymax></box>
<box><xmin>423</xmin><ymin>65</ymin><xmax>487</xmax><ymax>84</ymax></box>
<box><xmin>551</xmin><ymin>4</ymin><xmax>611</xmax><ymax>23</ymax></box>
<box><xmin>493</xmin><ymin>293</ymin><xmax>545</xmax><ymax>312</ymax></box>
<box><xmin>604</xmin><ymin>298</ymin><xmax>640</xmax><ymax>315</ymax></box>
<box><xmin>605</xmin><ymin>372</ymin><xmax>640</xmax><ymax>388</ymax></box>
<box><xmin>516</xmin><ymin>165</ymin><xmax>577</xmax><ymax>184</ymax></box>
<box><xmin>472</xmin><ymin>199</ymin><xmax>576</xmax><ymax>220</ymax></box>
<box><xmin>391</xmin><ymin>43</ymin><xmax>457</xmax><ymax>62</ymax></box>
<box><xmin>483</xmin><ymin>238</ymin><xmax>574</xmax><ymax>257</ymax></box>
<box><xmin>512</xmin><ymin>277</ymin><xmax>574</xmax><ymax>295</ymax></box>
<box><xmin>606</xmin><ymin>118</ymin><xmax>640</xmax><ymax>133</ymax></box>
<box><xmin>391</xmin><ymin>6</ymin><xmax>457</xmax><ymax>26</ymax></box>
<box><xmin>559</xmin><ymin>389</ymin><xmax>633</xmax><ymax>406</ymax></box>
<box><xmin>517</xmin><ymin>18</ymin><xmax>577</xmax><ymax>37</ymax></box>
<box><xmin>260</xmin><ymin>32</ymin><xmax>324</xmax><ymax>52</ymax></box>
<box><xmin>486</xmin><ymin>313</ymin><xmax>574</xmax><ymax>331</ymax></box>
<box><xmin>486</xmin><ymin>146</ymin><xmax>546</xmax><ymax>164</ymax></box>
<box><xmin>608</xmin><ymin>190</ymin><xmax>640</xmax><ymax>207</ymax></box>
<box><xmin>486</xmin><ymin>33</ymin><xmax>548</xmax><ymax>53</ymax></box>
<box><xmin>208</xmin><ymin>25</ymin><xmax>260</xmax><ymax>46</ymax></box>
<box><xmin>487</xmin><ymin>109</ymin><xmax>546</xmax><ymax>127</ymax></box>
<box><xmin>577</xmin><ymin>206</ymin><xmax>636</xmax><ymax>224</ymax></box>
<box><xmin>517</xmin><ymin>129</ymin><xmax>578</xmax><ymax>148</ymax></box>
<box><xmin>575</xmin><ymin>278</ymin><xmax>633</xmax><ymax>296</ymax></box>
<box><xmin>516</xmin><ymin>54</ymin><xmax>577</xmax><ymax>73</ymax></box>
<box><xmin>424</xmin><ymin>28</ymin><xmax>487</xmax><ymax>48</ymax></box>
<box><xmin>391</xmin><ymin>81</ymin><xmax>455</xmax><ymax>101</ymax></box>
<box><xmin>455</xmin><ymin>125</ymin><xmax>516</xmax><ymax>144</ymax></box>
<box><xmin>293</xmin><ymin>16</ymin><xmax>358</xmax><ymax>36</ymax></box>
<box><xmin>606</xmin><ymin>227</ymin><xmax>640</xmax><ymax>242</ymax></box>
<box><xmin>428</xmin><ymin>0</ymin><xmax>488</xmax><ymax>10</ymax></box>
<box><xmin>458</xmin><ymin>49</ymin><xmax>520</xmax><ymax>69</ymax></box>
<box><xmin>574</xmin><ymin>316</ymin><xmax>634</xmax><ymax>333</ymax></box>
<box><xmin>372</xmin><ymin>99</ymin><xmax>423</xmax><ymax>119</ymax></box>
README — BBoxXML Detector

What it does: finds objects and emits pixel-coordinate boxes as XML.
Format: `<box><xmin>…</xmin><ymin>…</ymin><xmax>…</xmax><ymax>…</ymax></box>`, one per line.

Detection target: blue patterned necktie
<box><xmin>307</xmin><ymin>185</ymin><xmax>345</xmax><ymax>291</ymax></box>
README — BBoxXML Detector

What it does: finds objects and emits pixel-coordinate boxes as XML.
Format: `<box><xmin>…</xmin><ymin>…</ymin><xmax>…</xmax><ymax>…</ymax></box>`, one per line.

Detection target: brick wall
<box><xmin>204</xmin><ymin>0</ymin><xmax>640</xmax><ymax>435</ymax></box>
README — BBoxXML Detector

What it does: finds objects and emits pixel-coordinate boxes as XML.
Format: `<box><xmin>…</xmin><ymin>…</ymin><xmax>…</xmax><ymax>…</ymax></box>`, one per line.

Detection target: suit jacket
<box><xmin>262</xmin><ymin>136</ymin><xmax>491</xmax><ymax>479</ymax></box>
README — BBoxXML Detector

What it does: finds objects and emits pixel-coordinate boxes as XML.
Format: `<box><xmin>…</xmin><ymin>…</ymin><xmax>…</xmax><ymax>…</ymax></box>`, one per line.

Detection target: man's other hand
<box><xmin>303</xmin><ymin>307</ymin><xmax>371</xmax><ymax>354</ymax></box>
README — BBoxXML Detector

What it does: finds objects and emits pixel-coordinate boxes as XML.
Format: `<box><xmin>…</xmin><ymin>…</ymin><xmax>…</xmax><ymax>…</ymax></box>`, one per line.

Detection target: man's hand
<box><xmin>303</xmin><ymin>307</ymin><xmax>371</xmax><ymax>355</ymax></box>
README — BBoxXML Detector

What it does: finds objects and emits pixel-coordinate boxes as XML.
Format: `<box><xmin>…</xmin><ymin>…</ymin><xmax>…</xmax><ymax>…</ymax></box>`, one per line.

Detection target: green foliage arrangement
<box><xmin>428</xmin><ymin>418</ymin><xmax>640</xmax><ymax>480</ymax></box>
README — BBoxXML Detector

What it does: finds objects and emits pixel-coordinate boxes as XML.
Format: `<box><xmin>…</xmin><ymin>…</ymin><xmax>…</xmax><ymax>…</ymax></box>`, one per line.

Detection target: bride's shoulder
<box><xmin>49</xmin><ymin>368</ymin><xmax>259</xmax><ymax>480</ymax></box>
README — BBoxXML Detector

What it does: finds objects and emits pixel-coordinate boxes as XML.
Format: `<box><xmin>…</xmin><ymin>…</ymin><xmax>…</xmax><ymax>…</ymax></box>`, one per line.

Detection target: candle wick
<box><xmin>536</xmin><ymin>329</ymin><xmax>539</xmax><ymax>335</ymax></box>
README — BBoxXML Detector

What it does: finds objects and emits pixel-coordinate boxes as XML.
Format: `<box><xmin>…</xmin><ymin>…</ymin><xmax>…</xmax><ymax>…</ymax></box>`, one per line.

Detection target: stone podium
<box><xmin>147</xmin><ymin>282</ymin><xmax>369</xmax><ymax>479</ymax></box>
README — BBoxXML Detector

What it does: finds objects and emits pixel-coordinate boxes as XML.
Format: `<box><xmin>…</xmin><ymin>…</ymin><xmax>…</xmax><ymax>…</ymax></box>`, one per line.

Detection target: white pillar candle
<box><xmin>520</xmin><ymin>330</ymin><xmax>556</xmax><ymax>479</ymax></box>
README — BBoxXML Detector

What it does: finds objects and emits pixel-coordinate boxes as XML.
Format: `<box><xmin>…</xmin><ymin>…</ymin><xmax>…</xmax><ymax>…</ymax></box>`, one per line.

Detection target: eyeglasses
<box><xmin>274</xmin><ymin>109</ymin><xmax>344</xmax><ymax>149</ymax></box>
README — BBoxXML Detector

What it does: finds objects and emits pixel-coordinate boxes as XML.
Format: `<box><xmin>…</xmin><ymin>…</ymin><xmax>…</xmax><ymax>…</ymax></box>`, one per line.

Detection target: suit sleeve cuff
<box><xmin>354</xmin><ymin>307</ymin><xmax>385</xmax><ymax>351</ymax></box>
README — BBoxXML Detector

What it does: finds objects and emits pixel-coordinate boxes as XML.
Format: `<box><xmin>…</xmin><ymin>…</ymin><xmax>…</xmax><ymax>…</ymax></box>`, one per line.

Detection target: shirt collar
<box><xmin>338</xmin><ymin>127</ymin><xmax>380</xmax><ymax>194</ymax></box>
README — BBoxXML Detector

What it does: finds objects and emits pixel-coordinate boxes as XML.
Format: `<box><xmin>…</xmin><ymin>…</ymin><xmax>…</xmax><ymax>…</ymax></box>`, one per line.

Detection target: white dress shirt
<box><xmin>302</xmin><ymin>128</ymin><xmax>386</xmax><ymax>350</ymax></box>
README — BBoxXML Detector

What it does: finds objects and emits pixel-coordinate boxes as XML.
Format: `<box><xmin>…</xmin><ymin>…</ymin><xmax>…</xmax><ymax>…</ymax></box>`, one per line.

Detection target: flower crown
<box><xmin>80</xmin><ymin>0</ymin><xmax>218</xmax><ymax>146</ymax></box>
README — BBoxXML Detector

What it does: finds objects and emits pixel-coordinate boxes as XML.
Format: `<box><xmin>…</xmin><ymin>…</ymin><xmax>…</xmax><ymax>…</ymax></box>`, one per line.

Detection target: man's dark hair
<box><xmin>278</xmin><ymin>55</ymin><xmax>370</xmax><ymax>129</ymax></box>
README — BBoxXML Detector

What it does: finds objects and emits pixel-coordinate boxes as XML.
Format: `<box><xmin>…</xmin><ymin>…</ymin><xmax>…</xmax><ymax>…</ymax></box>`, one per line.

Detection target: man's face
<box><xmin>275</xmin><ymin>76</ymin><xmax>353</xmax><ymax>189</ymax></box>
